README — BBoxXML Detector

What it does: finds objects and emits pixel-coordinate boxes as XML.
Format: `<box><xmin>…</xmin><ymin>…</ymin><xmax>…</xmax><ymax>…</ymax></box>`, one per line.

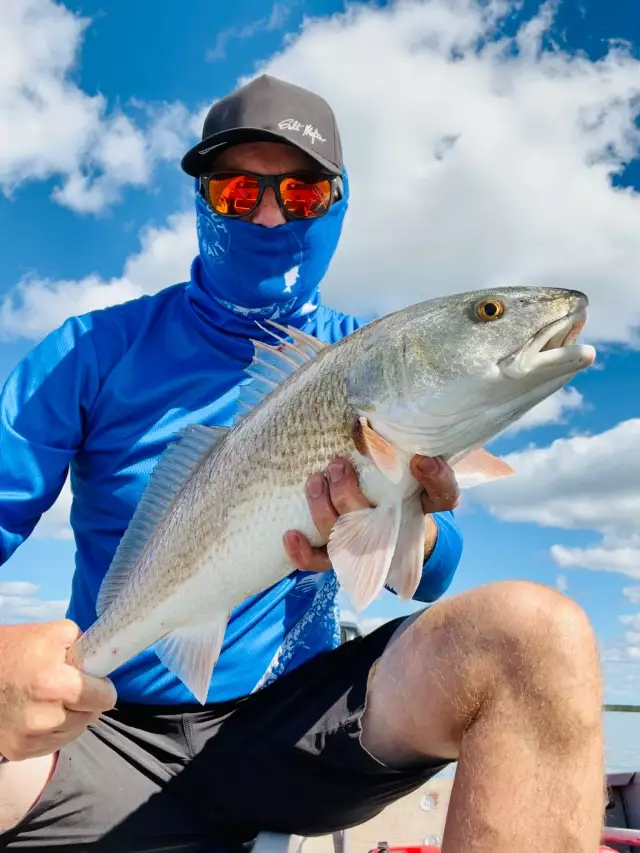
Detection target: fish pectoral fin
<box><xmin>327</xmin><ymin>502</ymin><xmax>401</xmax><ymax>612</ymax></box>
<box><xmin>384</xmin><ymin>497</ymin><xmax>425</xmax><ymax>602</ymax></box>
<box><xmin>154</xmin><ymin>614</ymin><xmax>229</xmax><ymax>705</ymax></box>
<box><xmin>451</xmin><ymin>447</ymin><xmax>515</xmax><ymax>489</ymax></box>
<box><xmin>355</xmin><ymin>417</ymin><xmax>403</xmax><ymax>484</ymax></box>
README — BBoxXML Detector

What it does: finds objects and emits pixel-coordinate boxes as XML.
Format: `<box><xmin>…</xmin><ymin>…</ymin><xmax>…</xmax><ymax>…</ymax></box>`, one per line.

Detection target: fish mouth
<box><xmin>501</xmin><ymin>299</ymin><xmax>596</xmax><ymax>379</ymax></box>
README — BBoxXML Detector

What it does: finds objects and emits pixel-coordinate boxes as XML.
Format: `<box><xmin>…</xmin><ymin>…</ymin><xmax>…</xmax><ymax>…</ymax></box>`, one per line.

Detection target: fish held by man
<box><xmin>67</xmin><ymin>285</ymin><xmax>596</xmax><ymax>703</ymax></box>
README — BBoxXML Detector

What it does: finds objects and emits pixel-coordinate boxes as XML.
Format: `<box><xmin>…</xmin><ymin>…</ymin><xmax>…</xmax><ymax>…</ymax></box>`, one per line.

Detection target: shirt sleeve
<box><xmin>0</xmin><ymin>316</ymin><xmax>99</xmax><ymax>565</ymax></box>
<box><xmin>326</xmin><ymin>308</ymin><xmax>465</xmax><ymax>604</ymax></box>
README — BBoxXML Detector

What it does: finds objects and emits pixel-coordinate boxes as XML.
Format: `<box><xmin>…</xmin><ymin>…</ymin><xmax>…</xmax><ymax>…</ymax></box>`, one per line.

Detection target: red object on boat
<box><xmin>368</xmin><ymin>847</ymin><xmax>440</xmax><ymax>853</ymax></box>
<box><xmin>372</xmin><ymin>844</ymin><xmax>620</xmax><ymax>853</ymax></box>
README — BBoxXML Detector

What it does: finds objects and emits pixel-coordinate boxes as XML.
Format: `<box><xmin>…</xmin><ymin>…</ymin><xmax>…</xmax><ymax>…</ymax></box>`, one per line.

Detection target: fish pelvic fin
<box><xmin>327</xmin><ymin>501</ymin><xmax>402</xmax><ymax>612</ymax></box>
<box><xmin>154</xmin><ymin>613</ymin><xmax>230</xmax><ymax>705</ymax></box>
<box><xmin>96</xmin><ymin>424</ymin><xmax>229</xmax><ymax>618</ymax></box>
<box><xmin>451</xmin><ymin>447</ymin><xmax>515</xmax><ymax>490</ymax></box>
<box><xmin>384</xmin><ymin>496</ymin><xmax>426</xmax><ymax>602</ymax></box>
<box><xmin>234</xmin><ymin>323</ymin><xmax>329</xmax><ymax>425</ymax></box>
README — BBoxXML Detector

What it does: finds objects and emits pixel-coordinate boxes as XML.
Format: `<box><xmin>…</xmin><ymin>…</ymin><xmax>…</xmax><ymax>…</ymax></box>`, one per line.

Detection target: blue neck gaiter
<box><xmin>186</xmin><ymin>173</ymin><xmax>349</xmax><ymax>357</ymax></box>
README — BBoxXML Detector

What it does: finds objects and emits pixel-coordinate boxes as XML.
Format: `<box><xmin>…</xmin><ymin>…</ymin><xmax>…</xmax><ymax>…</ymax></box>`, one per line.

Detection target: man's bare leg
<box><xmin>361</xmin><ymin>580</ymin><xmax>604</xmax><ymax>853</ymax></box>
<box><xmin>0</xmin><ymin>753</ymin><xmax>57</xmax><ymax>831</ymax></box>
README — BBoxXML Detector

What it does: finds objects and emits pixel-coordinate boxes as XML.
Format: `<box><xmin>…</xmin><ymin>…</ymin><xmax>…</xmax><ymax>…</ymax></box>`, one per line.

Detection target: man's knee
<box><xmin>475</xmin><ymin>579</ymin><xmax>598</xmax><ymax>672</ymax></box>
<box><xmin>413</xmin><ymin>580</ymin><xmax>601</xmax><ymax>708</ymax></box>
<box><xmin>362</xmin><ymin>581</ymin><xmax>601</xmax><ymax>764</ymax></box>
<box><xmin>445</xmin><ymin>581</ymin><xmax>601</xmax><ymax>729</ymax></box>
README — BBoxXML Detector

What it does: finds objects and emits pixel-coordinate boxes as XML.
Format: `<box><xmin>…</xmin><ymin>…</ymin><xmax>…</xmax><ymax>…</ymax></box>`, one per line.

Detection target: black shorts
<box><xmin>1</xmin><ymin>614</ymin><xmax>450</xmax><ymax>852</ymax></box>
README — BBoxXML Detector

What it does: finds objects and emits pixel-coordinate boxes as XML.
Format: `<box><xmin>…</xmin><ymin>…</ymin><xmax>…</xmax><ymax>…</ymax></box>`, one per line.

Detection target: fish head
<box><xmin>416</xmin><ymin>285</ymin><xmax>594</xmax><ymax>382</ymax></box>
<box><xmin>349</xmin><ymin>286</ymin><xmax>596</xmax><ymax>460</ymax></box>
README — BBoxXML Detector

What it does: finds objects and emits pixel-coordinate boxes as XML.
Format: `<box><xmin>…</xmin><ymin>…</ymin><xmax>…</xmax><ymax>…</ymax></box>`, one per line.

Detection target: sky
<box><xmin>0</xmin><ymin>0</ymin><xmax>639</xmax><ymax>705</ymax></box>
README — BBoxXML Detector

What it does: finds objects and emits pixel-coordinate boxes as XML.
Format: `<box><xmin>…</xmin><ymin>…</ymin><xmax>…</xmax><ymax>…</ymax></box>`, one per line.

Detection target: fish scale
<box><xmin>68</xmin><ymin>286</ymin><xmax>596</xmax><ymax>703</ymax></box>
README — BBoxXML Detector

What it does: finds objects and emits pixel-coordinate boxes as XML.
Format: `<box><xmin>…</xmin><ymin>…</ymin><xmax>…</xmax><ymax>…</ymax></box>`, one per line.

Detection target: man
<box><xmin>0</xmin><ymin>75</ymin><xmax>603</xmax><ymax>852</ymax></box>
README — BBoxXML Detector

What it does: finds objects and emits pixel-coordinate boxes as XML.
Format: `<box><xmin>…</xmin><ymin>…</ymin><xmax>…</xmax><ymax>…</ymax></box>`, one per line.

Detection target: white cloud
<box><xmin>6</xmin><ymin>0</ymin><xmax>640</xmax><ymax>342</ymax></box>
<box><xmin>206</xmin><ymin>1</ymin><xmax>296</xmax><ymax>62</ymax></box>
<box><xmin>618</xmin><ymin>614</ymin><xmax>640</xmax><ymax>660</ymax></box>
<box><xmin>623</xmin><ymin>586</ymin><xmax>640</xmax><ymax>605</ymax></box>
<box><xmin>0</xmin><ymin>211</ymin><xmax>197</xmax><ymax>339</ymax></box>
<box><xmin>552</xmin><ymin>544</ymin><xmax>640</xmax><ymax>579</ymax></box>
<box><xmin>556</xmin><ymin>573</ymin><xmax>568</xmax><ymax>592</ymax></box>
<box><xmin>31</xmin><ymin>479</ymin><xmax>73</xmax><ymax>540</ymax></box>
<box><xmin>502</xmin><ymin>387</ymin><xmax>584</xmax><ymax>436</ymax></box>
<box><xmin>0</xmin><ymin>581</ymin><xmax>39</xmax><ymax>596</ymax></box>
<box><xmin>0</xmin><ymin>582</ymin><xmax>68</xmax><ymax>622</ymax></box>
<box><xmin>0</xmin><ymin>0</ymin><xmax>191</xmax><ymax>212</ymax></box>
<box><xmin>252</xmin><ymin>0</ymin><xmax>640</xmax><ymax>346</ymax></box>
<box><xmin>339</xmin><ymin>608</ymin><xmax>391</xmax><ymax>636</ymax></box>
<box><xmin>473</xmin><ymin>418</ymin><xmax>640</xmax><ymax>578</ymax></box>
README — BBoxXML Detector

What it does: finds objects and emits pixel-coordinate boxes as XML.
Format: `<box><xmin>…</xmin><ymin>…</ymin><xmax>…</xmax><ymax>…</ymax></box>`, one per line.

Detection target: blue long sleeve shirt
<box><xmin>0</xmin><ymin>270</ymin><xmax>463</xmax><ymax>704</ymax></box>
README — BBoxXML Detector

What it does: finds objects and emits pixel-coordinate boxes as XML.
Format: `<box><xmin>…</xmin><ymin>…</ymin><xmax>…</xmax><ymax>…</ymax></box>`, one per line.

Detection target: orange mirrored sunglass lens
<box><xmin>279</xmin><ymin>177</ymin><xmax>331</xmax><ymax>218</ymax></box>
<box><xmin>207</xmin><ymin>175</ymin><xmax>332</xmax><ymax>219</ymax></box>
<box><xmin>208</xmin><ymin>175</ymin><xmax>261</xmax><ymax>216</ymax></box>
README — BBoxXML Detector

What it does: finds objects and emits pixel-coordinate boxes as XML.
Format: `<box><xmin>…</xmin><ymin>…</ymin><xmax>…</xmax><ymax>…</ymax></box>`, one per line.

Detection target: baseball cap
<box><xmin>181</xmin><ymin>74</ymin><xmax>343</xmax><ymax>178</ymax></box>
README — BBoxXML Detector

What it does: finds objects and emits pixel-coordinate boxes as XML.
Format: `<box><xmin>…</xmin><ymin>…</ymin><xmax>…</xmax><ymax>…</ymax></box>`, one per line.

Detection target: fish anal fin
<box><xmin>96</xmin><ymin>424</ymin><xmax>228</xmax><ymax>617</ymax></box>
<box><xmin>385</xmin><ymin>497</ymin><xmax>425</xmax><ymax>602</ymax></box>
<box><xmin>327</xmin><ymin>502</ymin><xmax>401</xmax><ymax>612</ymax></box>
<box><xmin>154</xmin><ymin>613</ymin><xmax>229</xmax><ymax>705</ymax></box>
<box><xmin>353</xmin><ymin>417</ymin><xmax>403</xmax><ymax>484</ymax></box>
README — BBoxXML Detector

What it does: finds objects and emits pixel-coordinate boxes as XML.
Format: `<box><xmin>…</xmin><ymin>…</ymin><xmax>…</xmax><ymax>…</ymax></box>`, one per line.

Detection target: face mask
<box><xmin>194</xmin><ymin>172</ymin><xmax>349</xmax><ymax>321</ymax></box>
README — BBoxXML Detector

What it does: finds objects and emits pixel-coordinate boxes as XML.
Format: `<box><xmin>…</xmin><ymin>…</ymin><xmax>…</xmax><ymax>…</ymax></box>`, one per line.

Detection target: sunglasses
<box><xmin>200</xmin><ymin>170</ymin><xmax>343</xmax><ymax>221</ymax></box>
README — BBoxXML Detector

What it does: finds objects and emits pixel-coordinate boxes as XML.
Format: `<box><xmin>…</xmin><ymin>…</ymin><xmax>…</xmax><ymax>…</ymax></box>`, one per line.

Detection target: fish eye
<box><xmin>475</xmin><ymin>299</ymin><xmax>505</xmax><ymax>322</ymax></box>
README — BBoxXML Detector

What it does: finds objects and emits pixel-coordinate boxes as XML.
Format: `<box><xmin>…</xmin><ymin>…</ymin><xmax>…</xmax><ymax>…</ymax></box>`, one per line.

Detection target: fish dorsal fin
<box><xmin>95</xmin><ymin>424</ymin><xmax>229</xmax><ymax>618</ymax></box>
<box><xmin>234</xmin><ymin>323</ymin><xmax>329</xmax><ymax>425</ymax></box>
<box><xmin>262</xmin><ymin>320</ymin><xmax>329</xmax><ymax>358</ymax></box>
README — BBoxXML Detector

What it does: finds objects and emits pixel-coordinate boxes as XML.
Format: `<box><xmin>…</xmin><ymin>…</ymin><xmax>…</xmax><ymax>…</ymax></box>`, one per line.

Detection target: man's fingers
<box><xmin>53</xmin><ymin>709</ymin><xmax>101</xmax><ymax>737</ymax></box>
<box><xmin>283</xmin><ymin>457</ymin><xmax>374</xmax><ymax>573</ymax></box>
<box><xmin>411</xmin><ymin>456</ymin><xmax>460</xmax><ymax>513</ymax></box>
<box><xmin>61</xmin><ymin>668</ymin><xmax>117</xmax><ymax>714</ymax></box>
<box><xmin>304</xmin><ymin>473</ymin><xmax>338</xmax><ymax>540</ymax></box>
<box><xmin>283</xmin><ymin>531</ymin><xmax>332</xmax><ymax>572</ymax></box>
<box><xmin>323</xmin><ymin>458</ymin><xmax>372</xmax><ymax>517</ymax></box>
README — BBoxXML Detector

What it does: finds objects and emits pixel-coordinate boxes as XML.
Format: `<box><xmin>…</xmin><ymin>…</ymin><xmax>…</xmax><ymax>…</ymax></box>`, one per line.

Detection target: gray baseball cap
<box><xmin>181</xmin><ymin>74</ymin><xmax>343</xmax><ymax>177</ymax></box>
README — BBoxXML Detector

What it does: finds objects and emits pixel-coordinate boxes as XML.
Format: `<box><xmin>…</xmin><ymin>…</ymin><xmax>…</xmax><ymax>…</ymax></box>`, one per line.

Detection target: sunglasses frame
<box><xmin>200</xmin><ymin>169</ymin><xmax>344</xmax><ymax>221</ymax></box>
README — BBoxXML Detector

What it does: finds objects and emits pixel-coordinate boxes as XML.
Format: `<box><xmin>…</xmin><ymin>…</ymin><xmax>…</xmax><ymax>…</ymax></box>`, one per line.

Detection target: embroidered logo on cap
<box><xmin>277</xmin><ymin>119</ymin><xmax>326</xmax><ymax>146</ymax></box>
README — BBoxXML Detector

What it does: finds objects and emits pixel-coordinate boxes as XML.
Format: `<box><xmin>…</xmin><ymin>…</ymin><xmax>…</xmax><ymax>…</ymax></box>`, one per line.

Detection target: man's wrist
<box><xmin>423</xmin><ymin>514</ymin><xmax>439</xmax><ymax>561</ymax></box>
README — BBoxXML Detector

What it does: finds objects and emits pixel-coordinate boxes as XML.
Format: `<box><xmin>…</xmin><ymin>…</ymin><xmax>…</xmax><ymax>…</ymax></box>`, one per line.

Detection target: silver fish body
<box><xmin>68</xmin><ymin>286</ymin><xmax>595</xmax><ymax>702</ymax></box>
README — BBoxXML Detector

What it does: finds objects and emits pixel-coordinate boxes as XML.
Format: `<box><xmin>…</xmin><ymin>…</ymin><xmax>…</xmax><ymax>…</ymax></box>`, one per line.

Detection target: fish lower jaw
<box><xmin>502</xmin><ymin>343</ymin><xmax>595</xmax><ymax>380</ymax></box>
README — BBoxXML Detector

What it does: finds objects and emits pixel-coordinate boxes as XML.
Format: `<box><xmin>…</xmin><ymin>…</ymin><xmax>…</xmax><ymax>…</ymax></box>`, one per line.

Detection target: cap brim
<box><xmin>180</xmin><ymin>127</ymin><xmax>342</xmax><ymax>177</ymax></box>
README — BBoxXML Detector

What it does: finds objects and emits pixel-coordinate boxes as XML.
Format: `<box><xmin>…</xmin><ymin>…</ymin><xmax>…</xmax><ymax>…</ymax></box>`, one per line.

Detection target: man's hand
<box><xmin>0</xmin><ymin>620</ymin><xmax>117</xmax><ymax>761</ymax></box>
<box><xmin>283</xmin><ymin>454</ymin><xmax>460</xmax><ymax>572</ymax></box>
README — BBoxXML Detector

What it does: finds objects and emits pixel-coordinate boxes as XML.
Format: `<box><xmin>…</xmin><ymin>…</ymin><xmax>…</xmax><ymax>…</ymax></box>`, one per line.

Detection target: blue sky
<box><xmin>1</xmin><ymin>0</ymin><xmax>639</xmax><ymax>705</ymax></box>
